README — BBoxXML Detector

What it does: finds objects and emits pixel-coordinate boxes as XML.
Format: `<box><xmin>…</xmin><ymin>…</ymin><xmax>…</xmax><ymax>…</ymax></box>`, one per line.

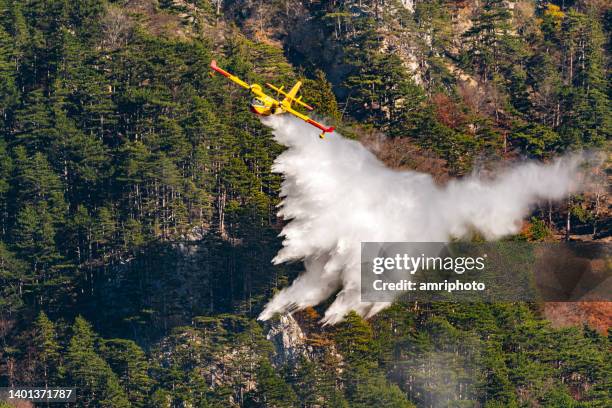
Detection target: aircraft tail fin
<box><xmin>282</xmin><ymin>81</ymin><xmax>302</xmax><ymax>106</ymax></box>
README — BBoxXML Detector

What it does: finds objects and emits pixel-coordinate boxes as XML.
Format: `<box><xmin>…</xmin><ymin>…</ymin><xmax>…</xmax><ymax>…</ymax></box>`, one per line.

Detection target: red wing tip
<box><xmin>306</xmin><ymin>119</ymin><xmax>334</xmax><ymax>134</ymax></box>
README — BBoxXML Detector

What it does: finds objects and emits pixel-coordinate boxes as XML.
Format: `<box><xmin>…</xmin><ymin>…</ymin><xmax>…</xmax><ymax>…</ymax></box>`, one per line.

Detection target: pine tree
<box><xmin>100</xmin><ymin>338</ymin><xmax>152</xmax><ymax>407</ymax></box>
<box><xmin>478</xmin><ymin>343</ymin><xmax>518</xmax><ymax>407</ymax></box>
<box><xmin>0</xmin><ymin>138</ymin><xmax>12</xmax><ymax>234</ymax></box>
<box><xmin>248</xmin><ymin>359</ymin><xmax>298</xmax><ymax>408</ymax></box>
<box><xmin>65</xmin><ymin>316</ymin><xmax>130</xmax><ymax>407</ymax></box>
<box><xmin>291</xmin><ymin>357</ymin><xmax>319</xmax><ymax>407</ymax></box>
<box><xmin>11</xmin><ymin>147</ymin><xmax>67</xmax><ymax>223</ymax></box>
<box><xmin>331</xmin><ymin>312</ymin><xmax>416</xmax><ymax>407</ymax></box>
<box><xmin>122</xmin><ymin>218</ymin><xmax>145</xmax><ymax>252</ymax></box>
<box><xmin>0</xmin><ymin>25</ymin><xmax>17</xmax><ymax>121</ymax></box>
<box><xmin>526</xmin><ymin>53</ymin><xmax>563</xmax><ymax>127</ymax></box>
<box><xmin>0</xmin><ymin>241</ymin><xmax>27</xmax><ymax>317</ymax></box>
<box><xmin>48</xmin><ymin>99</ymin><xmax>109</xmax><ymax>203</ymax></box>
<box><xmin>301</xmin><ymin>70</ymin><xmax>340</xmax><ymax>122</ymax></box>
<box><xmin>463</xmin><ymin>0</ymin><xmax>516</xmax><ymax>82</ymax></box>
<box><xmin>67</xmin><ymin>204</ymin><xmax>92</xmax><ymax>263</ymax></box>
<box><xmin>31</xmin><ymin>311</ymin><xmax>61</xmax><ymax>386</ymax></box>
<box><xmin>541</xmin><ymin>385</ymin><xmax>576</xmax><ymax>407</ymax></box>
<box><xmin>58</xmin><ymin>32</ymin><xmax>116</xmax><ymax>140</ymax></box>
<box><xmin>509</xmin><ymin>123</ymin><xmax>560</xmax><ymax>158</ymax></box>
<box><xmin>347</xmin><ymin>374</ymin><xmax>414</xmax><ymax>408</ymax></box>
<box><xmin>91</xmin><ymin>205</ymin><xmax>117</xmax><ymax>257</ymax></box>
<box><xmin>333</xmin><ymin>311</ymin><xmax>376</xmax><ymax>366</ymax></box>
<box><xmin>558</xmin><ymin>11</ymin><xmax>609</xmax><ymax>148</ymax></box>
<box><xmin>68</xmin><ymin>0</ymin><xmax>105</xmax><ymax>37</ymax></box>
<box><xmin>413</xmin><ymin>0</ymin><xmax>455</xmax><ymax>92</ymax></box>
<box><xmin>12</xmin><ymin>89</ymin><xmax>55</xmax><ymax>152</ymax></box>
<box><xmin>13</xmin><ymin>203</ymin><xmax>61</xmax><ymax>274</ymax></box>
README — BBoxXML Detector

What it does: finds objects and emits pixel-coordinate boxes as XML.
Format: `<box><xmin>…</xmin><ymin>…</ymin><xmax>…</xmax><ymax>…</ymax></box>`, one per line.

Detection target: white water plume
<box><xmin>257</xmin><ymin>115</ymin><xmax>586</xmax><ymax>324</ymax></box>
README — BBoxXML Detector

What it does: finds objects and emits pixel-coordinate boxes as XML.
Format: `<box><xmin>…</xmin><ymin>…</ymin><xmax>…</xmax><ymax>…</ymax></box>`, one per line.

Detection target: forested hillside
<box><xmin>0</xmin><ymin>1</ymin><xmax>609</xmax><ymax>407</ymax></box>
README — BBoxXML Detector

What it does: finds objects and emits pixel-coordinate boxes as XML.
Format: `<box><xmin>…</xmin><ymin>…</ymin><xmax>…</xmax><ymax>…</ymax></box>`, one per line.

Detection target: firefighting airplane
<box><xmin>210</xmin><ymin>60</ymin><xmax>335</xmax><ymax>139</ymax></box>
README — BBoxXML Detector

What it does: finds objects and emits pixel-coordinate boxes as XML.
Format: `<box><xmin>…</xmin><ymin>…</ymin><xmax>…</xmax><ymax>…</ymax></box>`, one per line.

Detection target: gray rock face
<box><xmin>265</xmin><ymin>314</ymin><xmax>312</xmax><ymax>366</ymax></box>
<box><xmin>400</xmin><ymin>0</ymin><xmax>414</xmax><ymax>12</ymax></box>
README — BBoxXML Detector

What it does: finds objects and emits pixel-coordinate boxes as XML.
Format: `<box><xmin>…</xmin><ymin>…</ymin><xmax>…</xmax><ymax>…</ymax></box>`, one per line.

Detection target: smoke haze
<box><xmin>258</xmin><ymin>115</ymin><xmax>586</xmax><ymax>324</ymax></box>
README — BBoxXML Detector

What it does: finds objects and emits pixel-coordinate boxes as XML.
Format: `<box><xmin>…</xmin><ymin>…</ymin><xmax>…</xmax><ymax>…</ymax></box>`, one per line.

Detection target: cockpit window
<box><xmin>251</xmin><ymin>98</ymin><xmax>265</xmax><ymax>107</ymax></box>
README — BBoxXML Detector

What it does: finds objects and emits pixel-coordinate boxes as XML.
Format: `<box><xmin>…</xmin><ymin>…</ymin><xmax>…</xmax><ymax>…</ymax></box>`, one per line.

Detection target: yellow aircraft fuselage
<box><xmin>248</xmin><ymin>90</ymin><xmax>281</xmax><ymax>116</ymax></box>
<box><xmin>250</xmin><ymin>104</ymin><xmax>273</xmax><ymax>116</ymax></box>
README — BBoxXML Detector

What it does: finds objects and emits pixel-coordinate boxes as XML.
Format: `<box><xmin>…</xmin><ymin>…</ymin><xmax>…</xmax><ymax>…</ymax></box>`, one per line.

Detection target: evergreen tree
<box><xmin>12</xmin><ymin>89</ymin><xmax>55</xmax><ymax>152</ymax></box>
<box><xmin>31</xmin><ymin>311</ymin><xmax>61</xmax><ymax>386</ymax></box>
<box><xmin>479</xmin><ymin>344</ymin><xmax>518</xmax><ymax>407</ymax></box>
<box><xmin>58</xmin><ymin>32</ymin><xmax>116</xmax><ymax>140</ymax></box>
<box><xmin>65</xmin><ymin>316</ymin><xmax>130</xmax><ymax>407</ymax></box>
<box><xmin>0</xmin><ymin>138</ymin><xmax>12</xmax><ymax>233</ymax></box>
<box><xmin>248</xmin><ymin>359</ymin><xmax>298</xmax><ymax>408</ymax></box>
<box><xmin>463</xmin><ymin>0</ymin><xmax>518</xmax><ymax>82</ymax></box>
<box><xmin>100</xmin><ymin>339</ymin><xmax>152</xmax><ymax>408</ymax></box>
<box><xmin>558</xmin><ymin>11</ymin><xmax>610</xmax><ymax>148</ymax></box>
<box><xmin>91</xmin><ymin>205</ymin><xmax>117</xmax><ymax>257</ymax></box>
<box><xmin>301</xmin><ymin>70</ymin><xmax>341</xmax><ymax>122</ymax></box>
<box><xmin>509</xmin><ymin>123</ymin><xmax>560</xmax><ymax>158</ymax></box>
<box><xmin>0</xmin><ymin>24</ymin><xmax>17</xmax><ymax>121</ymax></box>
<box><xmin>291</xmin><ymin>357</ymin><xmax>319</xmax><ymax>408</ymax></box>
<box><xmin>0</xmin><ymin>241</ymin><xmax>27</xmax><ymax>317</ymax></box>
<box><xmin>13</xmin><ymin>202</ymin><xmax>62</xmax><ymax>276</ymax></box>
<box><xmin>347</xmin><ymin>375</ymin><xmax>414</xmax><ymax>408</ymax></box>
<box><xmin>413</xmin><ymin>0</ymin><xmax>455</xmax><ymax>92</ymax></box>
<box><xmin>68</xmin><ymin>0</ymin><xmax>105</xmax><ymax>37</ymax></box>
<box><xmin>333</xmin><ymin>312</ymin><xmax>376</xmax><ymax>366</ymax></box>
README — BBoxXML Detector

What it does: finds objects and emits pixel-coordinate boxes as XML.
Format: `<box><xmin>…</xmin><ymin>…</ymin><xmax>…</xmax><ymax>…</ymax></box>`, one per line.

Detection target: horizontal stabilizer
<box><xmin>266</xmin><ymin>82</ymin><xmax>314</xmax><ymax>111</ymax></box>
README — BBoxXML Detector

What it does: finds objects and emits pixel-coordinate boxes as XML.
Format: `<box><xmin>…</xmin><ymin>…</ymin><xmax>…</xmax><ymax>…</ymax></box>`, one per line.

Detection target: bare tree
<box><xmin>101</xmin><ymin>5</ymin><xmax>134</xmax><ymax>51</ymax></box>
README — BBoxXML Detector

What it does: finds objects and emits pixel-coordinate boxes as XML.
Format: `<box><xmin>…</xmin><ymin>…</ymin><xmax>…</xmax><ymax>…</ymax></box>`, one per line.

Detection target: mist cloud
<box><xmin>258</xmin><ymin>115</ymin><xmax>585</xmax><ymax>324</ymax></box>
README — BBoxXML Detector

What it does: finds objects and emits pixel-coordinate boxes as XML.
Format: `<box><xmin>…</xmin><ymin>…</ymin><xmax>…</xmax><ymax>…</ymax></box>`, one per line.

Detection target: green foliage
<box><xmin>288</xmin><ymin>354</ymin><xmax>349</xmax><ymax>408</ymax></box>
<box><xmin>31</xmin><ymin>311</ymin><xmax>61</xmax><ymax>386</ymax></box>
<box><xmin>99</xmin><ymin>338</ymin><xmax>152</xmax><ymax>407</ymax></box>
<box><xmin>345</xmin><ymin>50</ymin><xmax>426</xmax><ymax>135</ymax></box>
<box><xmin>0</xmin><ymin>241</ymin><xmax>27</xmax><ymax>316</ymax></box>
<box><xmin>510</xmin><ymin>123</ymin><xmax>560</xmax><ymax>158</ymax></box>
<box><xmin>333</xmin><ymin>311</ymin><xmax>376</xmax><ymax>366</ymax></box>
<box><xmin>480</xmin><ymin>343</ymin><xmax>518</xmax><ymax>407</ymax></box>
<box><xmin>13</xmin><ymin>202</ymin><xmax>62</xmax><ymax>271</ymax></box>
<box><xmin>65</xmin><ymin>316</ymin><xmax>131</xmax><ymax>407</ymax></box>
<box><xmin>248</xmin><ymin>359</ymin><xmax>298</xmax><ymax>407</ymax></box>
<box><xmin>0</xmin><ymin>24</ymin><xmax>17</xmax><ymax>119</ymax></box>
<box><xmin>353</xmin><ymin>379</ymin><xmax>414</xmax><ymax>408</ymax></box>
<box><xmin>301</xmin><ymin>70</ymin><xmax>341</xmax><ymax>122</ymax></box>
<box><xmin>462</xmin><ymin>0</ymin><xmax>522</xmax><ymax>82</ymax></box>
<box><xmin>528</xmin><ymin>217</ymin><xmax>552</xmax><ymax>241</ymax></box>
<box><xmin>413</xmin><ymin>0</ymin><xmax>455</xmax><ymax>92</ymax></box>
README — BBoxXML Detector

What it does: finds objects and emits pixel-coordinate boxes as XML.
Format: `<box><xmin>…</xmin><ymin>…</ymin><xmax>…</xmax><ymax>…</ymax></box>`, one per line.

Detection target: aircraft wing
<box><xmin>284</xmin><ymin>105</ymin><xmax>335</xmax><ymax>139</ymax></box>
<box><xmin>210</xmin><ymin>60</ymin><xmax>280</xmax><ymax>104</ymax></box>
<box><xmin>210</xmin><ymin>60</ymin><xmax>251</xmax><ymax>89</ymax></box>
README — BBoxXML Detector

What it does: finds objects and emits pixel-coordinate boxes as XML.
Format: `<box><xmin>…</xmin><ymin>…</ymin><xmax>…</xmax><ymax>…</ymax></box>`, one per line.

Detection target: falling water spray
<box><xmin>258</xmin><ymin>115</ymin><xmax>586</xmax><ymax>324</ymax></box>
